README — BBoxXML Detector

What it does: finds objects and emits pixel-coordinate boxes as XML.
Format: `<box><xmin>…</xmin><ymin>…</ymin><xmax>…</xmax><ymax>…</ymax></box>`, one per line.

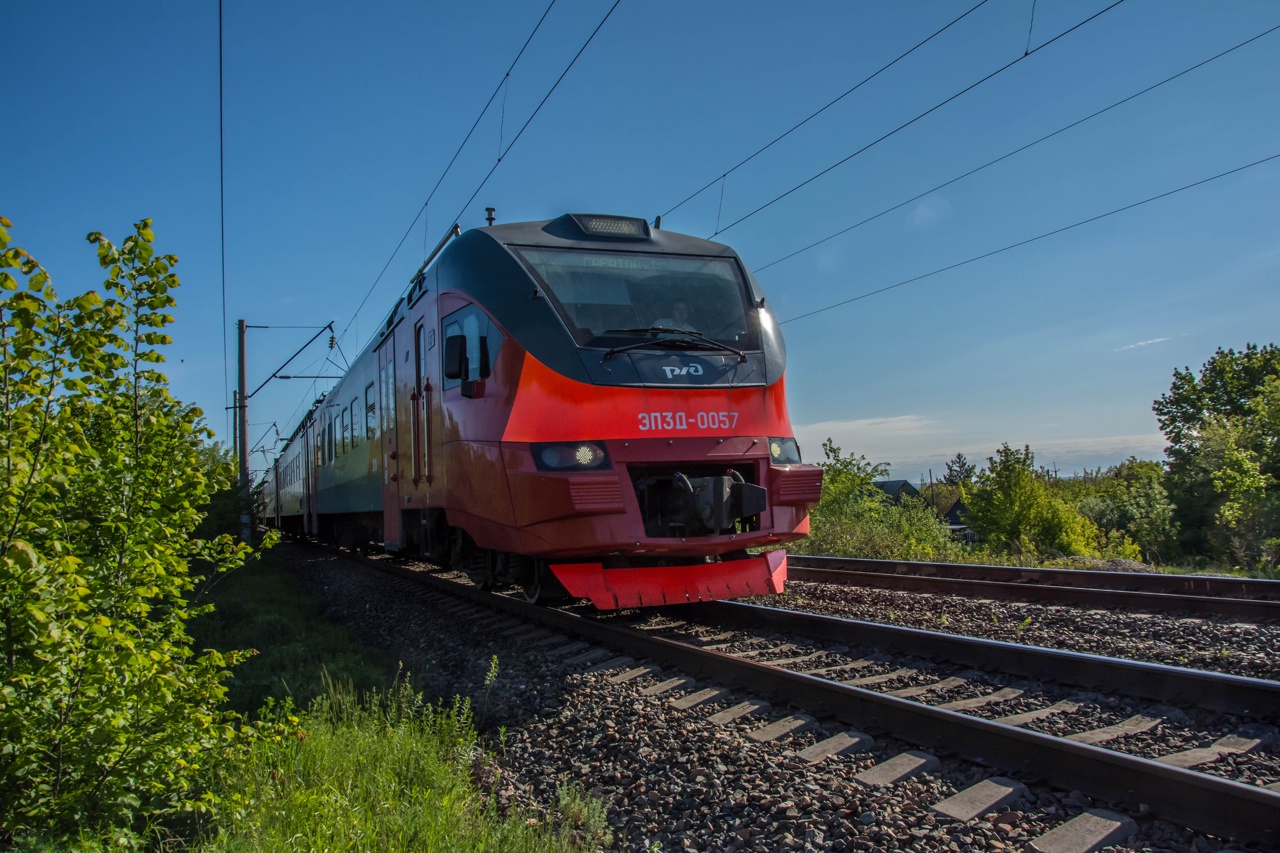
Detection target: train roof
<box><xmin>475</xmin><ymin>214</ymin><xmax>739</xmax><ymax>257</ymax></box>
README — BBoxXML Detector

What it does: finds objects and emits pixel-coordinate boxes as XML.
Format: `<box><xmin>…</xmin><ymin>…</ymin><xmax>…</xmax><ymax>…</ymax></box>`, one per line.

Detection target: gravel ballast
<box><xmin>276</xmin><ymin>546</ymin><xmax>1267</xmax><ymax>852</ymax></box>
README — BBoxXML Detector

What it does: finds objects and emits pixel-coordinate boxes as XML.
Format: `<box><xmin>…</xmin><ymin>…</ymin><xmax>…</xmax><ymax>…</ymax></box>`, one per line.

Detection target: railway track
<box><xmin>788</xmin><ymin>555</ymin><xmax>1280</xmax><ymax>621</ymax></box>
<box><xmin>353</xmin><ymin>554</ymin><xmax>1280</xmax><ymax>847</ymax></box>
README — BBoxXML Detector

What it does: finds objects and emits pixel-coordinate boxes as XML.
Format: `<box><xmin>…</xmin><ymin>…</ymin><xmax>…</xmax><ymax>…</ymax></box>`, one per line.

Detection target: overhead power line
<box><xmin>337</xmin><ymin>3</ymin><xmax>556</xmax><ymax>346</ymax></box>
<box><xmin>710</xmin><ymin>0</ymin><xmax>1127</xmax><ymax>239</ymax></box>
<box><xmin>423</xmin><ymin>0</ymin><xmax>557</xmax><ymax>217</ymax></box>
<box><xmin>339</xmin><ymin>0</ymin><xmax>621</xmax><ymax>349</ymax></box>
<box><xmin>779</xmin><ymin>152</ymin><xmax>1280</xmax><ymax>326</ymax></box>
<box><xmin>444</xmin><ymin>0</ymin><xmax>624</xmax><ymax>228</ymax></box>
<box><xmin>660</xmin><ymin>0</ymin><xmax>993</xmax><ymax>221</ymax></box>
<box><xmin>218</xmin><ymin>0</ymin><xmax>230</xmax><ymax>433</ymax></box>
<box><xmin>755</xmin><ymin>21</ymin><xmax>1280</xmax><ymax>274</ymax></box>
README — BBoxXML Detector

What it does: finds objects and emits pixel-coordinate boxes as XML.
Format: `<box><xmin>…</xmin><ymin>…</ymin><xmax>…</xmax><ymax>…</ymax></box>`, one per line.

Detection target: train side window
<box><xmin>379</xmin><ymin>358</ymin><xmax>396</xmax><ymax>433</ymax></box>
<box><xmin>364</xmin><ymin>382</ymin><xmax>376</xmax><ymax>440</ymax></box>
<box><xmin>441</xmin><ymin>305</ymin><xmax>501</xmax><ymax>391</ymax></box>
<box><xmin>341</xmin><ymin>408</ymin><xmax>350</xmax><ymax>455</ymax></box>
<box><xmin>349</xmin><ymin>399</ymin><xmax>359</xmax><ymax>448</ymax></box>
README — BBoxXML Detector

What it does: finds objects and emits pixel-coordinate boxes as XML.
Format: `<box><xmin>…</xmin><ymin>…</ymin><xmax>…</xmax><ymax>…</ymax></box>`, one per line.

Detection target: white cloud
<box><xmin>1115</xmin><ymin>337</ymin><xmax>1171</xmax><ymax>351</ymax></box>
<box><xmin>794</xmin><ymin>415</ymin><xmax>939</xmax><ymax>464</ymax></box>
<box><xmin>906</xmin><ymin>196</ymin><xmax>952</xmax><ymax>230</ymax></box>
<box><xmin>794</xmin><ymin>414</ymin><xmax>1166</xmax><ymax>478</ymax></box>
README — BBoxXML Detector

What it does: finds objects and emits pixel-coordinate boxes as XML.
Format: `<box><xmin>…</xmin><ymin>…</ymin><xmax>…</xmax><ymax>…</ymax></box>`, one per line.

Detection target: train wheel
<box><xmin>522</xmin><ymin>563</ymin><xmax>546</xmax><ymax>603</ymax></box>
<box><xmin>523</xmin><ymin>561</ymin><xmax>568</xmax><ymax>605</ymax></box>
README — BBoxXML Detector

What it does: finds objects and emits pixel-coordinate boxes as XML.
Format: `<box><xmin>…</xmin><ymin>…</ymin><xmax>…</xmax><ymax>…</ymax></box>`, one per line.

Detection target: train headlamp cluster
<box><xmin>531</xmin><ymin>441</ymin><xmax>611</xmax><ymax>472</ymax></box>
<box><xmin>768</xmin><ymin>437</ymin><xmax>802</xmax><ymax>464</ymax></box>
<box><xmin>569</xmin><ymin>214</ymin><xmax>650</xmax><ymax>239</ymax></box>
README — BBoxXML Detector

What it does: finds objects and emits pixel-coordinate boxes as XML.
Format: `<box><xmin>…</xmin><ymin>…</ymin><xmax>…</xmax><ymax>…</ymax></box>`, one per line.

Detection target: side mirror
<box><xmin>443</xmin><ymin>335</ymin><xmax>467</xmax><ymax>379</ymax></box>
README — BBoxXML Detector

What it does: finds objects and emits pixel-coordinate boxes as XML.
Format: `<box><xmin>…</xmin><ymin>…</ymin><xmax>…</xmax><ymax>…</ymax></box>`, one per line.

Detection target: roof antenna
<box><xmin>485</xmin><ymin>207</ymin><xmax>496</xmax><ymax>226</ymax></box>
<box><xmin>654</xmin><ymin>215</ymin><xmax>662</xmax><ymax>230</ymax></box>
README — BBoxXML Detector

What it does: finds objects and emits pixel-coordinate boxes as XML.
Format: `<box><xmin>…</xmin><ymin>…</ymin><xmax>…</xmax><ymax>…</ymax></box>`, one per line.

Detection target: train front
<box><xmin>448</xmin><ymin>214</ymin><xmax>823</xmax><ymax>609</ymax></box>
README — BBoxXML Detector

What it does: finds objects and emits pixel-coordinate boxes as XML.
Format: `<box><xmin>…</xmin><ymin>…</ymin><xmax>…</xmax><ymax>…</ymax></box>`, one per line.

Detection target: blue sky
<box><xmin>8</xmin><ymin>0</ymin><xmax>1279</xmax><ymax>481</ymax></box>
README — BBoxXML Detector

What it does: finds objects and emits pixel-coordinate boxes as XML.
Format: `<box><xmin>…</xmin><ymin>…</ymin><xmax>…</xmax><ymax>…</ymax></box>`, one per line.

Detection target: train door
<box><xmin>412</xmin><ymin>321</ymin><xmax>433</xmax><ymax>486</ymax></box>
<box><xmin>378</xmin><ymin>332</ymin><xmax>401</xmax><ymax>547</ymax></box>
<box><xmin>303</xmin><ymin>426</ymin><xmax>314</xmax><ymax>535</ymax></box>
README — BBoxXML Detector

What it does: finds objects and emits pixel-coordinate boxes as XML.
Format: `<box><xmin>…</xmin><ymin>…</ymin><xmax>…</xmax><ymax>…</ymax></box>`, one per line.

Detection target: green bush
<box><xmin>0</xmin><ymin>218</ymin><xmax>267</xmax><ymax>842</ymax></box>
<box><xmin>962</xmin><ymin>444</ymin><xmax>1100</xmax><ymax>559</ymax></box>
<box><xmin>796</xmin><ymin>440</ymin><xmax>964</xmax><ymax>561</ymax></box>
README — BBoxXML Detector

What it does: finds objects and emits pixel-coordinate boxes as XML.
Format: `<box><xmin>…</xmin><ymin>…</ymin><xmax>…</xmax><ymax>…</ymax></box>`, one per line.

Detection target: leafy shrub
<box><xmin>0</xmin><ymin>218</ymin><xmax>267</xmax><ymax>842</ymax></box>
<box><xmin>796</xmin><ymin>440</ymin><xmax>964</xmax><ymax>561</ymax></box>
<box><xmin>962</xmin><ymin>444</ymin><xmax>1099</xmax><ymax>559</ymax></box>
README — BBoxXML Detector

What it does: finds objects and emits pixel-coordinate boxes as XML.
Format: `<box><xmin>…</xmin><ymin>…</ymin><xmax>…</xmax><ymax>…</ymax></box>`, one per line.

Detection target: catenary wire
<box><xmin>660</xmin><ymin>0</ymin><xmax>992</xmax><ymax>221</ymax></box>
<box><xmin>423</xmin><ymin>0</ymin><xmax>557</xmax><ymax>220</ymax></box>
<box><xmin>1024</xmin><ymin>0</ymin><xmax>1039</xmax><ymax>56</ymax></box>
<box><xmin>754</xmin><ymin>21</ymin><xmax>1280</xmax><ymax>274</ymax></box>
<box><xmin>779</xmin><ymin>152</ymin><xmax>1280</xmax><ymax>326</ymax></box>
<box><xmin>444</xmin><ymin>0</ymin><xmax>624</xmax><ymax>230</ymax></box>
<box><xmin>710</xmin><ymin>0</ymin><xmax>1127</xmax><ymax>239</ymax></box>
<box><xmin>272</xmin><ymin>1</ymin><xmax>621</xmax><ymax>467</ymax></box>
<box><xmin>218</xmin><ymin>0</ymin><xmax>230</xmax><ymax>436</ymax></box>
<box><xmin>337</xmin><ymin>0</ymin><xmax>562</xmax><ymax>347</ymax></box>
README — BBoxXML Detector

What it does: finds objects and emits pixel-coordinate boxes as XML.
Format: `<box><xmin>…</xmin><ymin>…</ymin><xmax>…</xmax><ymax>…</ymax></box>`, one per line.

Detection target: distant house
<box><xmin>937</xmin><ymin>496</ymin><xmax>977</xmax><ymax>542</ymax></box>
<box><xmin>872</xmin><ymin>479</ymin><xmax>921</xmax><ymax>502</ymax></box>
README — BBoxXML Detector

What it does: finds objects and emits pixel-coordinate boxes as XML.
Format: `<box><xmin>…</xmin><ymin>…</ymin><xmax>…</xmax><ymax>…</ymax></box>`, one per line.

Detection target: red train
<box><xmin>260</xmin><ymin>213</ymin><xmax>823</xmax><ymax>608</ymax></box>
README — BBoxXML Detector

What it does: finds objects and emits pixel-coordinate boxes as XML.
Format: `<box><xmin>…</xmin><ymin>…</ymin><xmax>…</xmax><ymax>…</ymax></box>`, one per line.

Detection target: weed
<box><xmin>938</xmin><ymin>613</ymin><xmax>949</xmax><ymax>628</ymax></box>
<box><xmin>557</xmin><ymin>781</ymin><xmax>613</xmax><ymax>848</ymax></box>
<box><xmin>478</xmin><ymin>655</ymin><xmax>500</xmax><ymax>729</ymax></box>
<box><xmin>1016</xmin><ymin>616</ymin><xmax>1033</xmax><ymax>637</ymax></box>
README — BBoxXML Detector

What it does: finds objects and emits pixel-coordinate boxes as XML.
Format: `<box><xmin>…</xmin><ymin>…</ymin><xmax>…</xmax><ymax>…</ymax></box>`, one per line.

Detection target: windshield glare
<box><xmin>514</xmin><ymin>248</ymin><xmax>760</xmax><ymax>350</ymax></box>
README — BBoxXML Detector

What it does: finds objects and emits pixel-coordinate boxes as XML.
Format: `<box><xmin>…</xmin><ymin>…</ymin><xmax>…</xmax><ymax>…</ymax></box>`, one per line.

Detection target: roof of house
<box><xmin>873</xmin><ymin>479</ymin><xmax>921</xmax><ymax>498</ymax></box>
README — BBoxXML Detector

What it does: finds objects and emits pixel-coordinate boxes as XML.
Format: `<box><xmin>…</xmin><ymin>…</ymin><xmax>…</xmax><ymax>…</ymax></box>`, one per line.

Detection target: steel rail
<box><xmin>788</xmin><ymin>556</ymin><xmax>1280</xmax><ymax>621</ymax></box>
<box><xmin>376</xmin><ymin>564</ymin><xmax>1280</xmax><ymax>845</ymax></box>
<box><xmin>686</xmin><ymin>601</ymin><xmax>1280</xmax><ymax>716</ymax></box>
<box><xmin>789</xmin><ymin>555</ymin><xmax>1280</xmax><ymax>597</ymax></box>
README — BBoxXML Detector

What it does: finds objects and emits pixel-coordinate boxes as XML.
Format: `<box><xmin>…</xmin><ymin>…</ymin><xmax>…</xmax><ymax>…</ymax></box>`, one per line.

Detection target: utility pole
<box><xmin>237</xmin><ymin>319</ymin><xmax>251</xmax><ymax>542</ymax></box>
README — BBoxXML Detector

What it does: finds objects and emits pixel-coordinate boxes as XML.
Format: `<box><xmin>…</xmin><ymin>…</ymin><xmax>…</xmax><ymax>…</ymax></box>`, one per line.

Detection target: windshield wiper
<box><xmin>600</xmin><ymin>328</ymin><xmax>747</xmax><ymax>362</ymax></box>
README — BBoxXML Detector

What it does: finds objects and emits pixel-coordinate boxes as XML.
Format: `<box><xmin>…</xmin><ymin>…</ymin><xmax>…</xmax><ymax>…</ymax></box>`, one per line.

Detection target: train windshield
<box><xmin>513</xmin><ymin>248</ymin><xmax>760</xmax><ymax>350</ymax></box>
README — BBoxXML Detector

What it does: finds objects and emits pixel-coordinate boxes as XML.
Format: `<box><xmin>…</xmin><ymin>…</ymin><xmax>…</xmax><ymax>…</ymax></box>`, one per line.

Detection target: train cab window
<box><xmin>441</xmin><ymin>305</ymin><xmax>502</xmax><ymax>391</ymax></box>
<box><xmin>512</xmin><ymin>248</ymin><xmax>760</xmax><ymax>351</ymax></box>
<box><xmin>364</xmin><ymin>382</ymin><xmax>377</xmax><ymax>440</ymax></box>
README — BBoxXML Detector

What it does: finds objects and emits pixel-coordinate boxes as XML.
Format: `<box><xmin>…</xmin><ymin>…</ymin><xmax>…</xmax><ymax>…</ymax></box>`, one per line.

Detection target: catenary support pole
<box><xmin>238</xmin><ymin>319</ymin><xmax>251</xmax><ymax>542</ymax></box>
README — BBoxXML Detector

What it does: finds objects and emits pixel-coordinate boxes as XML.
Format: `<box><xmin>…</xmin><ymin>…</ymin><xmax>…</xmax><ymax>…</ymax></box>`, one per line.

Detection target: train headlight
<box><xmin>768</xmin><ymin>437</ymin><xmax>802</xmax><ymax>464</ymax></box>
<box><xmin>569</xmin><ymin>214</ymin><xmax>650</xmax><ymax>239</ymax></box>
<box><xmin>532</xmin><ymin>442</ymin><xmax>611</xmax><ymax>472</ymax></box>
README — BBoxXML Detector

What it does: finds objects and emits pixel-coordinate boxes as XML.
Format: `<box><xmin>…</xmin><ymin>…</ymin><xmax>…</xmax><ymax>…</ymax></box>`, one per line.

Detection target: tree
<box><xmin>1154</xmin><ymin>344</ymin><xmax>1280</xmax><ymax>458</ymax></box>
<box><xmin>0</xmin><ymin>217</ymin><xmax>268</xmax><ymax>842</ymax></box>
<box><xmin>963</xmin><ymin>444</ymin><xmax>1100</xmax><ymax>558</ymax></box>
<box><xmin>942</xmin><ymin>452</ymin><xmax>976</xmax><ymax>486</ymax></box>
<box><xmin>1153</xmin><ymin>345</ymin><xmax>1280</xmax><ymax>562</ymax></box>
<box><xmin>1076</xmin><ymin>458</ymin><xmax>1177</xmax><ymax>565</ymax></box>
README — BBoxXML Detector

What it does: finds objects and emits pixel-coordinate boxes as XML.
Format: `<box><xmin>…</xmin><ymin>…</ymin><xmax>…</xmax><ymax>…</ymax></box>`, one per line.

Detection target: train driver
<box><xmin>654</xmin><ymin>299</ymin><xmax>698</xmax><ymax>332</ymax></box>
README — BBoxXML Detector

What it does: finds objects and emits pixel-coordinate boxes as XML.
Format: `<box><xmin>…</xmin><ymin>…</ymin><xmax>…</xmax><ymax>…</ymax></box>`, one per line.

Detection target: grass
<box><xmin>190</xmin><ymin>551</ymin><xmax>392</xmax><ymax>713</ymax></box>
<box><xmin>11</xmin><ymin>549</ymin><xmax>612</xmax><ymax>852</ymax></box>
<box><xmin>201</xmin><ymin>676</ymin><xmax>610</xmax><ymax>852</ymax></box>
